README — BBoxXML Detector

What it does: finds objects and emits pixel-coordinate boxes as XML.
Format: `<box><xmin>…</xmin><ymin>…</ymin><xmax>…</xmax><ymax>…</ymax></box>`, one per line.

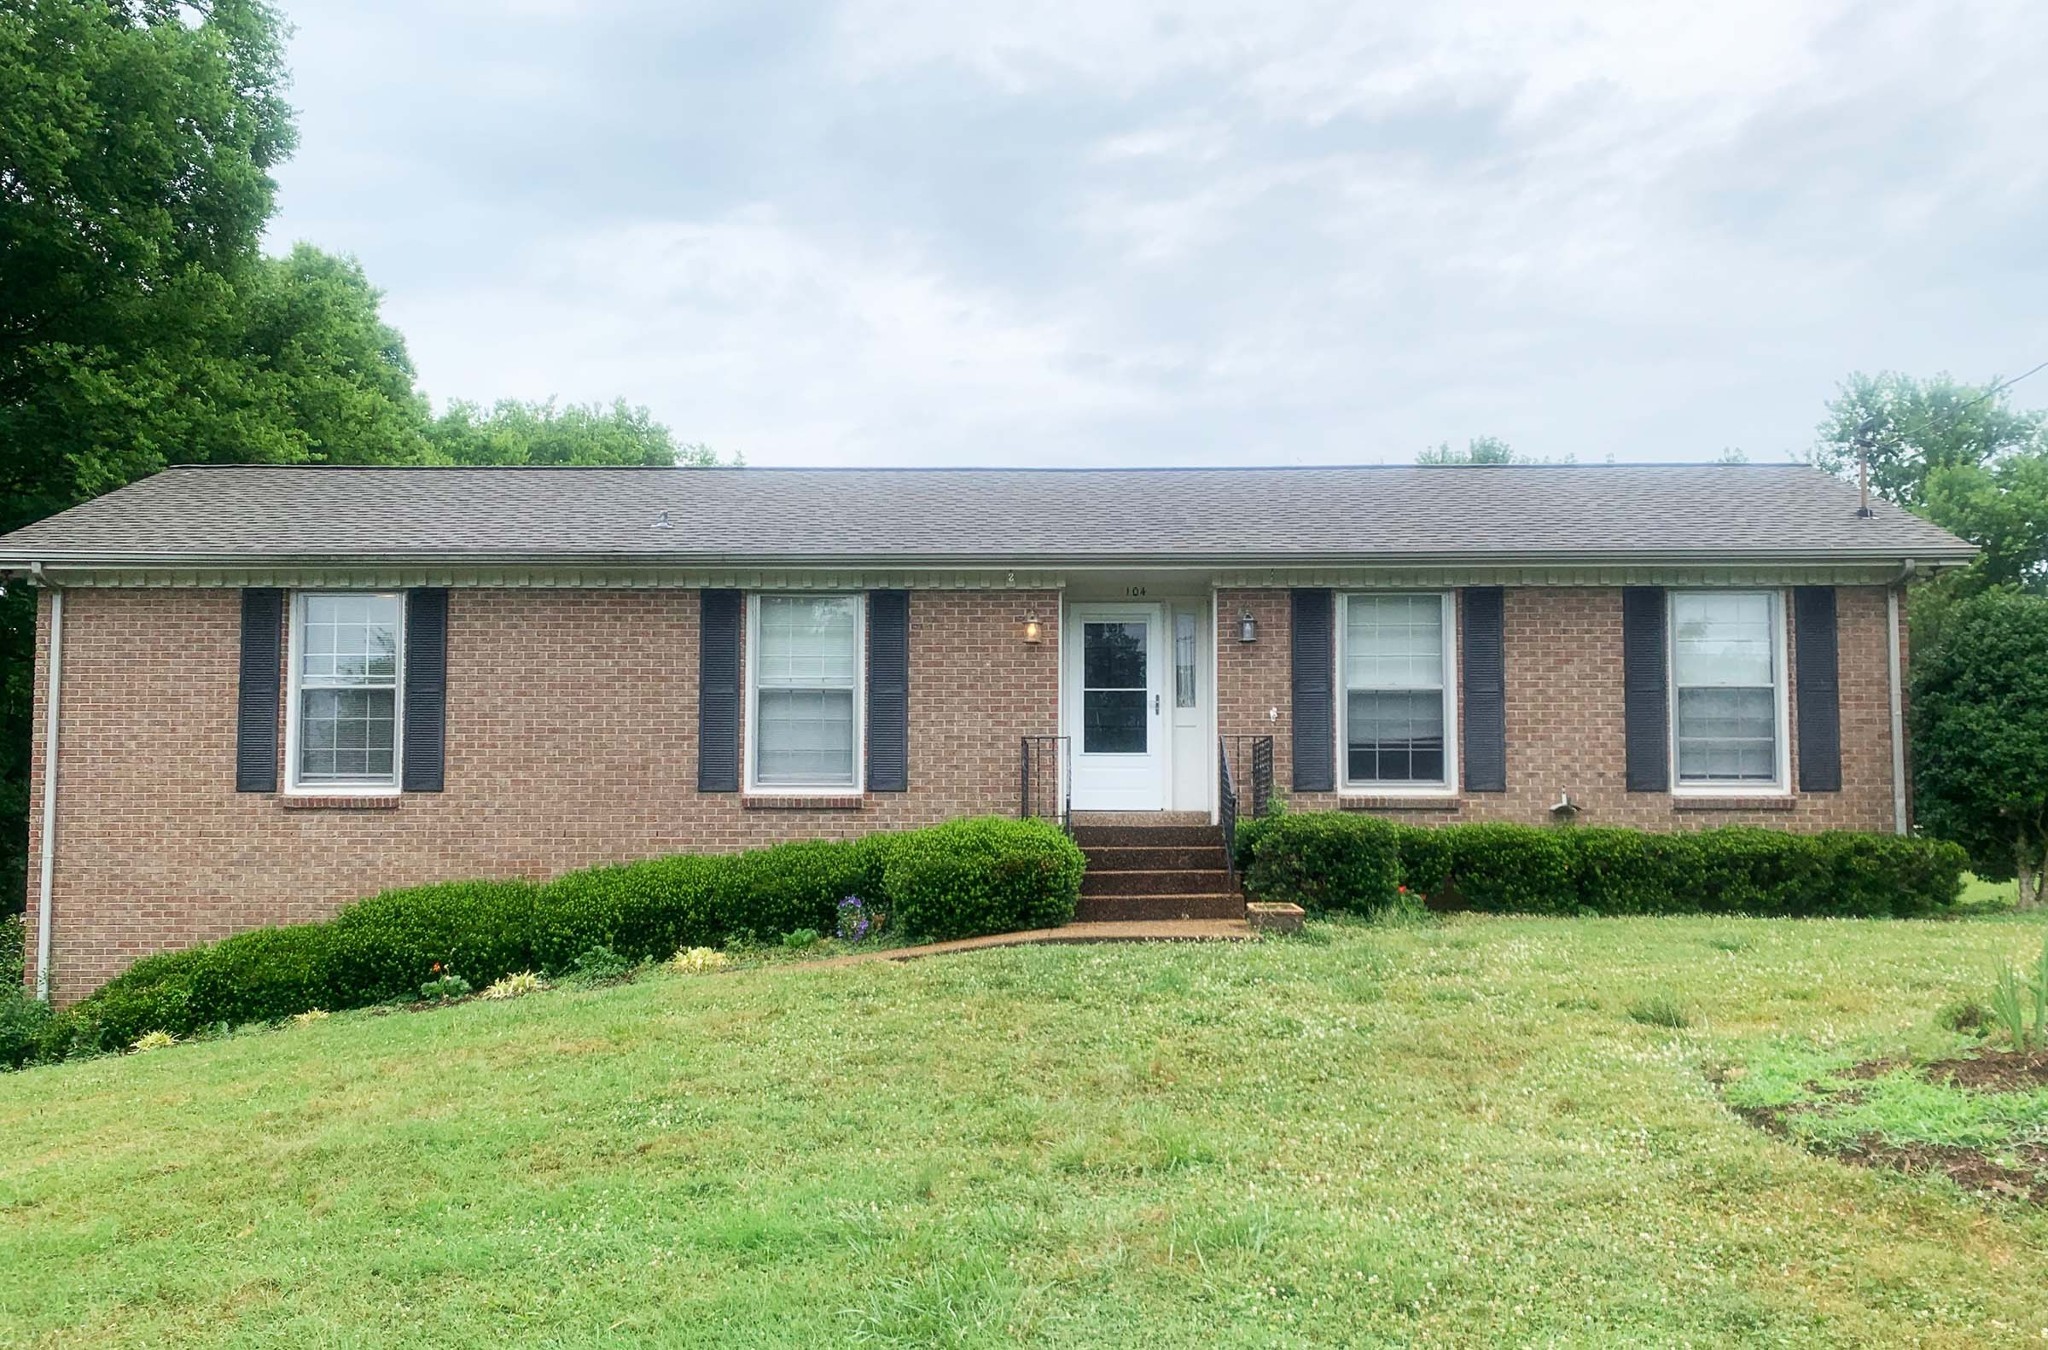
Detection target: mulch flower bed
<box><xmin>1731</xmin><ymin>1048</ymin><xmax>2048</xmax><ymax>1206</ymax></box>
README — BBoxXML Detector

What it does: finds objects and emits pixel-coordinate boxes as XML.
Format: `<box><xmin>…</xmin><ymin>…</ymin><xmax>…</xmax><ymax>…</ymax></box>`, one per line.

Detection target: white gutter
<box><xmin>1887</xmin><ymin>561</ymin><xmax>1913</xmax><ymax>835</ymax></box>
<box><xmin>0</xmin><ymin>543</ymin><xmax>1984</xmax><ymax>574</ymax></box>
<box><xmin>31</xmin><ymin>567</ymin><xmax>61</xmax><ymax>1000</ymax></box>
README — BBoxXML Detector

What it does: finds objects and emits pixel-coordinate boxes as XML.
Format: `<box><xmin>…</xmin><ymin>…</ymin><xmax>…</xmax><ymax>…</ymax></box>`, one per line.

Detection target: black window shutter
<box><xmin>866</xmin><ymin>590</ymin><xmax>910</xmax><ymax>792</ymax></box>
<box><xmin>1290</xmin><ymin>589</ymin><xmax>1335</xmax><ymax>792</ymax></box>
<box><xmin>402</xmin><ymin>589</ymin><xmax>449</xmax><ymax>792</ymax></box>
<box><xmin>1462</xmin><ymin>587</ymin><xmax>1507</xmax><ymax>792</ymax></box>
<box><xmin>698</xmin><ymin>589</ymin><xmax>743</xmax><ymax>792</ymax></box>
<box><xmin>1622</xmin><ymin>587</ymin><xmax>1669</xmax><ymax>792</ymax></box>
<box><xmin>236</xmin><ymin>588</ymin><xmax>284</xmax><ymax>792</ymax></box>
<box><xmin>1794</xmin><ymin>586</ymin><xmax>1841</xmax><ymax>792</ymax></box>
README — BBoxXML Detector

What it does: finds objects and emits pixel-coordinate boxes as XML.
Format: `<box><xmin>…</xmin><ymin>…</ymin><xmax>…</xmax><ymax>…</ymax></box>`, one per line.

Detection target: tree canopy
<box><xmin>428</xmin><ymin>399</ymin><xmax>717</xmax><ymax>468</ymax></box>
<box><xmin>1811</xmin><ymin>371</ymin><xmax>2047</xmax><ymax>511</ymax></box>
<box><xmin>1416</xmin><ymin>436</ymin><xmax>1521</xmax><ymax>465</ymax></box>
<box><xmin>1911</xmin><ymin>589</ymin><xmax>2048</xmax><ymax>907</ymax></box>
<box><xmin>0</xmin><ymin>0</ymin><xmax>712</xmax><ymax>910</ymax></box>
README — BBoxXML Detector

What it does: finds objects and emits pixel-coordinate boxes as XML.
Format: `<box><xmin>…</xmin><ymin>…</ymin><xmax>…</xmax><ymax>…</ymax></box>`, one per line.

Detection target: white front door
<box><xmin>1067</xmin><ymin>603</ymin><xmax>1168</xmax><ymax>811</ymax></box>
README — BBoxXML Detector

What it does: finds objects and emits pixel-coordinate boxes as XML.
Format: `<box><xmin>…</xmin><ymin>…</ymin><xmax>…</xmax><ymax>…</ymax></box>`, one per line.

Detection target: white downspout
<box><xmin>1887</xmin><ymin>563</ymin><xmax>1912</xmax><ymax>836</ymax></box>
<box><xmin>32</xmin><ymin>569</ymin><xmax>61</xmax><ymax>1001</ymax></box>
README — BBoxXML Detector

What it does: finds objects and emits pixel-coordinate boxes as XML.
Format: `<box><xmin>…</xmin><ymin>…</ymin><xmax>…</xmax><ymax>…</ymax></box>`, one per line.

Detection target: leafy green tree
<box><xmin>1811</xmin><ymin>371</ymin><xmax>2047</xmax><ymax>510</ymax></box>
<box><xmin>1811</xmin><ymin>372</ymin><xmax>2048</xmax><ymax>654</ymax></box>
<box><xmin>1912</xmin><ymin>589</ymin><xmax>2048</xmax><ymax>907</ymax></box>
<box><xmin>0</xmin><ymin>2</ymin><xmax>711</xmax><ymax>911</ymax></box>
<box><xmin>1921</xmin><ymin>453</ymin><xmax>2048</xmax><ymax>594</ymax></box>
<box><xmin>0</xmin><ymin>0</ymin><xmax>300</xmax><ymax>911</ymax></box>
<box><xmin>1417</xmin><ymin>435</ymin><xmax>1520</xmax><ymax>465</ymax></box>
<box><xmin>427</xmin><ymin>398</ymin><xmax>716</xmax><ymax>468</ymax></box>
<box><xmin>2</xmin><ymin>0</ymin><xmax>297</xmax><ymax>506</ymax></box>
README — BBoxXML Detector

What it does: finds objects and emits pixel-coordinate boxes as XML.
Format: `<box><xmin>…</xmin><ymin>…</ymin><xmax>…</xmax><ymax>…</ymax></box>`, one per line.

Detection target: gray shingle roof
<box><xmin>0</xmin><ymin>464</ymin><xmax>1973</xmax><ymax>567</ymax></box>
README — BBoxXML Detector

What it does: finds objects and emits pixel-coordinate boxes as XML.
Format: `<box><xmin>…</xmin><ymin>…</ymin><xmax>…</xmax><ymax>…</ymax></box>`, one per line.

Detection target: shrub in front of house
<box><xmin>1430</xmin><ymin>823</ymin><xmax>1577</xmax><ymax>914</ymax></box>
<box><xmin>882</xmin><ymin>817</ymin><xmax>1085</xmax><ymax>943</ymax></box>
<box><xmin>28</xmin><ymin>816</ymin><xmax>1083</xmax><ymax>1063</ymax></box>
<box><xmin>1233</xmin><ymin>812</ymin><xmax>1402</xmax><ymax>917</ymax></box>
<box><xmin>1238</xmin><ymin>815</ymin><xmax>1966</xmax><ymax>920</ymax></box>
<box><xmin>1567</xmin><ymin>828</ymin><xmax>1703</xmax><ymax>916</ymax></box>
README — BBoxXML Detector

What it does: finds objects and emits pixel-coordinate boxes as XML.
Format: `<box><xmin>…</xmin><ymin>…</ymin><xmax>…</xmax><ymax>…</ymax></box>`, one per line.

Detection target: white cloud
<box><xmin>269</xmin><ymin>0</ymin><xmax>2048</xmax><ymax>466</ymax></box>
<box><xmin>387</xmin><ymin>208</ymin><xmax>1159</xmax><ymax>462</ymax></box>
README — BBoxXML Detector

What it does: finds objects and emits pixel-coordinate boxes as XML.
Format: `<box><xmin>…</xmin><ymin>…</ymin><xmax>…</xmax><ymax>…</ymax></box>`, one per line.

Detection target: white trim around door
<box><xmin>1064</xmin><ymin>602</ymin><xmax>1169</xmax><ymax>811</ymax></box>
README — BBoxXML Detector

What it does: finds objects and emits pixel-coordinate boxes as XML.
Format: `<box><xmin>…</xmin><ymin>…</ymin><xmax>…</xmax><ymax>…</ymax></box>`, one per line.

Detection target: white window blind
<box><xmin>1672</xmin><ymin>592</ymin><xmax>1781</xmax><ymax>783</ymax></box>
<box><xmin>1343</xmin><ymin>594</ymin><xmax>1448</xmax><ymax>785</ymax></box>
<box><xmin>295</xmin><ymin>593</ymin><xmax>401</xmax><ymax>786</ymax></box>
<box><xmin>754</xmin><ymin>596</ymin><xmax>860</xmax><ymax>787</ymax></box>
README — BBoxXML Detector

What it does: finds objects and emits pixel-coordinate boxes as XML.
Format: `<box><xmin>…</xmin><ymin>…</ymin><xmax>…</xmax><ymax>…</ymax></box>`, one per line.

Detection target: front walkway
<box><xmin>806</xmin><ymin>918</ymin><xmax>1255</xmax><ymax>969</ymax></box>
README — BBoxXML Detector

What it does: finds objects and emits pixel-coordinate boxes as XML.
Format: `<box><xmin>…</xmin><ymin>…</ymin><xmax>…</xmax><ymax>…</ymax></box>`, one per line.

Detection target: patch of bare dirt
<box><xmin>1838</xmin><ymin>1137</ymin><xmax>2048</xmax><ymax>1205</ymax></box>
<box><xmin>1919</xmin><ymin>1047</ymin><xmax>2048</xmax><ymax>1093</ymax></box>
<box><xmin>1728</xmin><ymin>1081</ymin><xmax>2048</xmax><ymax>1212</ymax></box>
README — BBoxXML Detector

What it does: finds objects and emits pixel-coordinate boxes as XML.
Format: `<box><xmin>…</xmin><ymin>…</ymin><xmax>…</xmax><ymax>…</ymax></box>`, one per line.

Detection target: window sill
<box><xmin>280</xmin><ymin>794</ymin><xmax>401</xmax><ymax>811</ymax></box>
<box><xmin>742</xmin><ymin>794</ymin><xmax>865</xmax><ymax>811</ymax></box>
<box><xmin>1340</xmin><ymin>795</ymin><xmax>1463</xmax><ymax>813</ymax></box>
<box><xmin>1671</xmin><ymin>795</ymin><xmax>1794</xmax><ymax>812</ymax></box>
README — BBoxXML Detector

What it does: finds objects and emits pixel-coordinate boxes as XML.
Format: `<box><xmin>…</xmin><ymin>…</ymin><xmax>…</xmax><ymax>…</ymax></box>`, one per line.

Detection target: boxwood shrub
<box><xmin>1241</xmin><ymin>813</ymin><xmax>1967</xmax><ymax>920</ymax></box>
<box><xmin>1234</xmin><ymin>812</ymin><xmax>1401</xmax><ymax>916</ymax></box>
<box><xmin>884</xmin><ymin>817</ymin><xmax>1084</xmax><ymax>942</ymax></box>
<box><xmin>29</xmin><ymin>816</ymin><xmax>1082</xmax><ymax>1063</ymax></box>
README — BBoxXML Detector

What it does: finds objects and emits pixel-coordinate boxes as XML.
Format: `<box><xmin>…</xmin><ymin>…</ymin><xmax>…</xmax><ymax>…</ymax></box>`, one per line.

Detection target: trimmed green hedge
<box><xmin>1235</xmin><ymin>814</ymin><xmax>1966</xmax><ymax>920</ymax></box>
<box><xmin>885</xmin><ymin>817</ymin><xmax>1086</xmax><ymax>942</ymax></box>
<box><xmin>27</xmin><ymin>817</ymin><xmax>1080</xmax><ymax>1063</ymax></box>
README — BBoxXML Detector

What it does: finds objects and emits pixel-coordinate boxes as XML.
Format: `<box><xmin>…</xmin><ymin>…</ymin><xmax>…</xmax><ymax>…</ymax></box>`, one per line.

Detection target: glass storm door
<box><xmin>1068</xmin><ymin>604</ymin><xmax>1167</xmax><ymax>811</ymax></box>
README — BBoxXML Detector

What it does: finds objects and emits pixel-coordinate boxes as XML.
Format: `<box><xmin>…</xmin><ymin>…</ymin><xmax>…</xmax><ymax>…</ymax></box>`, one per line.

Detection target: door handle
<box><xmin>1154</xmin><ymin>693</ymin><xmax>1161</xmax><ymax>714</ymax></box>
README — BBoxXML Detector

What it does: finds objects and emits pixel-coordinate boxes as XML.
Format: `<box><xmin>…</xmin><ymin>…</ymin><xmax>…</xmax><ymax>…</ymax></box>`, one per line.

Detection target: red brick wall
<box><xmin>1216</xmin><ymin>584</ymin><xmax>1904</xmax><ymax>831</ymax></box>
<box><xmin>24</xmin><ymin>587</ymin><xmax>1058</xmax><ymax>1002</ymax></box>
<box><xmin>24</xmin><ymin>581</ymin><xmax>1907</xmax><ymax>1002</ymax></box>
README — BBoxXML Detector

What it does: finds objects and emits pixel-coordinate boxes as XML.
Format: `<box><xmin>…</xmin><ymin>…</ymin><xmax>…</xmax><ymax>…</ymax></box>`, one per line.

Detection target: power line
<box><xmin>1942</xmin><ymin>359</ymin><xmax>2048</xmax><ymax>420</ymax></box>
<box><xmin>1861</xmin><ymin>359</ymin><xmax>2048</xmax><ymax>449</ymax></box>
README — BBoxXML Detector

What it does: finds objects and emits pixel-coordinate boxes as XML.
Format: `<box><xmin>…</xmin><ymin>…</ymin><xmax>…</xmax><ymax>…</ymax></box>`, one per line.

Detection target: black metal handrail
<box><xmin>1020</xmin><ymin>735</ymin><xmax>1072</xmax><ymax>834</ymax></box>
<box><xmin>1220</xmin><ymin>737</ymin><xmax>1240</xmax><ymax>881</ymax></box>
<box><xmin>1220</xmin><ymin>734</ymin><xmax>1276</xmax><ymax>883</ymax></box>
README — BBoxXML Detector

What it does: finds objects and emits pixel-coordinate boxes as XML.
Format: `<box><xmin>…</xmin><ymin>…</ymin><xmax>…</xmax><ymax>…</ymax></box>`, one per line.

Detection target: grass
<box><xmin>1731</xmin><ymin>1056</ymin><xmax>2048</xmax><ymax>1152</ymax></box>
<box><xmin>5</xmin><ymin>915</ymin><xmax>2048</xmax><ymax>1346</ymax></box>
<box><xmin>1958</xmin><ymin>872</ymin><xmax>2020</xmax><ymax>915</ymax></box>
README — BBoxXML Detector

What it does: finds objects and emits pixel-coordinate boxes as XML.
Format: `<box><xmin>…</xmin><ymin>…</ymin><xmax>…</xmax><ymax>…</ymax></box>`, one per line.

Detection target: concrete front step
<box><xmin>1084</xmin><ymin>845</ymin><xmax>1230</xmax><ymax>872</ymax></box>
<box><xmin>1070</xmin><ymin>810</ymin><xmax>1213</xmax><ymax>828</ymax></box>
<box><xmin>1082</xmin><ymin>868</ymin><xmax>1234</xmax><ymax>897</ymax></box>
<box><xmin>1073</xmin><ymin>824</ymin><xmax>1222</xmax><ymax>848</ymax></box>
<box><xmin>1075</xmin><ymin>893</ymin><xmax>1248</xmax><ymax>922</ymax></box>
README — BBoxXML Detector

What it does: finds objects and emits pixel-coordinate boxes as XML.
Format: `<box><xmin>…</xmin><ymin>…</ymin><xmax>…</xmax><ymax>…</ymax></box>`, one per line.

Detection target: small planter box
<box><xmin>1246</xmin><ymin>902</ymin><xmax>1305</xmax><ymax>935</ymax></box>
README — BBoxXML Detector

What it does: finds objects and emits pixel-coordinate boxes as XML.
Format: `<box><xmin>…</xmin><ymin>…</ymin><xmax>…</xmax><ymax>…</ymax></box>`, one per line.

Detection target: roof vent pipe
<box><xmin>1854</xmin><ymin>416</ymin><xmax>1882</xmax><ymax>518</ymax></box>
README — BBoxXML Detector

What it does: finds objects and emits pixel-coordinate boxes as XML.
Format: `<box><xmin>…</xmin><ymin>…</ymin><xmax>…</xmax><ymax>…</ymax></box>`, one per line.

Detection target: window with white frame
<box><xmin>750</xmin><ymin>594</ymin><xmax>863</xmax><ymax>789</ymax></box>
<box><xmin>1341</xmin><ymin>593</ymin><xmax>1453</xmax><ymax>788</ymax></box>
<box><xmin>290</xmin><ymin>592</ymin><xmax>402</xmax><ymax>789</ymax></box>
<box><xmin>1671</xmin><ymin>591</ymin><xmax>1785</xmax><ymax>786</ymax></box>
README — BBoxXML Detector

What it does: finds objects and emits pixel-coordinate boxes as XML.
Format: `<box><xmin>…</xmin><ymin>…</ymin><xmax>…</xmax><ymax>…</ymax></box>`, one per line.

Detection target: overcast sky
<box><xmin>264</xmin><ymin>0</ymin><xmax>2046</xmax><ymax>467</ymax></box>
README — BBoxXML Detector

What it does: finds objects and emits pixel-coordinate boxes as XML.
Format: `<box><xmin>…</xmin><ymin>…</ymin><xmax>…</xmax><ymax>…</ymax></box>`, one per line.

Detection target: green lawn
<box><xmin>5</xmin><ymin>915</ymin><xmax>2048</xmax><ymax>1347</ymax></box>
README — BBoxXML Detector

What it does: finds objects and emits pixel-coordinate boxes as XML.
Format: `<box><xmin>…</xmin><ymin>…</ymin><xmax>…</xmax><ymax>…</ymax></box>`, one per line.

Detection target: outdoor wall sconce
<box><xmin>1239</xmin><ymin>611</ymin><xmax>1258</xmax><ymax>643</ymax></box>
<box><xmin>1023</xmin><ymin>616</ymin><xmax>1043</xmax><ymax>644</ymax></box>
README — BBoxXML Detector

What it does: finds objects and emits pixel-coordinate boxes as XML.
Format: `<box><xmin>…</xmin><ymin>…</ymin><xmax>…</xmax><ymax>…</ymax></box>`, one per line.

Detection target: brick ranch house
<box><xmin>3</xmin><ymin>463</ymin><xmax>1971</xmax><ymax>1002</ymax></box>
